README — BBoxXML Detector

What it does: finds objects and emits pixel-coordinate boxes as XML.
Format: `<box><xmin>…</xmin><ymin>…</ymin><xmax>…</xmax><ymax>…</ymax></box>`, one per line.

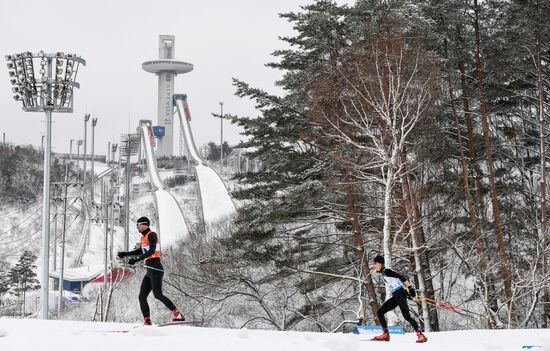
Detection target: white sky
<box><xmin>0</xmin><ymin>0</ymin><xmax>354</xmax><ymax>156</ymax></box>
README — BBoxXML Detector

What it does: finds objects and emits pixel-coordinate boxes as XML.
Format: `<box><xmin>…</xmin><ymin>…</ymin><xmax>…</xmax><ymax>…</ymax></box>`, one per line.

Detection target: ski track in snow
<box><xmin>1</xmin><ymin>318</ymin><xmax>549</xmax><ymax>351</ymax></box>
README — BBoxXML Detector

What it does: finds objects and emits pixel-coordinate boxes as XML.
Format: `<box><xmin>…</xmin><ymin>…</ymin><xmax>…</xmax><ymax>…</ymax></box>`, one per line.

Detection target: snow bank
<box><xmin>0</xmin><ymin>318</ymin><xmax>549</xmax><ymax>351</ymax></box>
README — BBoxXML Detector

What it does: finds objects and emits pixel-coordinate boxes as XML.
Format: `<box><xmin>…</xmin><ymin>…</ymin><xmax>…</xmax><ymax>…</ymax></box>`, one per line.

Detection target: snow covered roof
<box><xmin>49</xmin><ymin>265</ymin><xmax>104</xmax><ymax>282</ymax></box>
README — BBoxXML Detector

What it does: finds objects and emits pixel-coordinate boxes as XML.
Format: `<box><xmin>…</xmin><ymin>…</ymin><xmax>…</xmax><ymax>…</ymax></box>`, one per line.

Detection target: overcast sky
<box><xmin>0</xmin><ymin>0</ymin><xmax>353</xmax><ymax>156</ymax></box>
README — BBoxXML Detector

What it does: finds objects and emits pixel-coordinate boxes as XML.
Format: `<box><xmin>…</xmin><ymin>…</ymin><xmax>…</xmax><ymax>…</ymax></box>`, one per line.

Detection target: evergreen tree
<box><xmin>0</xmin><ymin>260</ymin><xmax>11</xmax><ymax>313</ymax></box>
<box><xmin>8</xmin><ymin>251</ymin><xmax>40</xmax><ymax>316</ymax></box>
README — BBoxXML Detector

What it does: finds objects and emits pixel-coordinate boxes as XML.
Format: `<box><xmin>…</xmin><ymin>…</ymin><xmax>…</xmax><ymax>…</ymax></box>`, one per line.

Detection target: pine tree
<box><xmin>8</xmin><ymin>251</ymin><xmax>40</xmax><ymax>316</ymax></box>
<box><xmin>0</xmin><ymin>260</ymin><xmax>11</xmax><ymax>313</ymax></box>
<box><xmin>221</xmin><ymin>1</ymin><xmax>388</xmax><ymax>328</ymax></box>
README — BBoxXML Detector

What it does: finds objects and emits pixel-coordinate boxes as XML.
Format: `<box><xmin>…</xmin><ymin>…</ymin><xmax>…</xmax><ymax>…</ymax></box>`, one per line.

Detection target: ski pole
<box><xmin>417</xmin><ymin>296</ymin><xmax>486</xmax><ymax>320</ymax></box>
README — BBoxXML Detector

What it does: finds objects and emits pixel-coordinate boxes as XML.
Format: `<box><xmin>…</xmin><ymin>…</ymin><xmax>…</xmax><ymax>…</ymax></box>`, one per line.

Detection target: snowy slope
<box><xmin>154</xmin><ymin>189</ymin><xmax>190</xmax><ymax>245</ymax></box>
<box><xmin>195</xmin><ymin>164</ymin><xmax>236</xmax><ymax>223</ymax></box>
<box><xmin>139</xmin><ymin>124</ymin><xmax>191</xmax><ymax>241</ymax></box>
<box><xmin>174</xmin><ymin>98</ymin><xmax>235</xmax><ymax>224</ymax></box>
<box><xmin>0</xmin><ymin>318</ymin><xmax>548</xmax><ymax>351</ymax></box>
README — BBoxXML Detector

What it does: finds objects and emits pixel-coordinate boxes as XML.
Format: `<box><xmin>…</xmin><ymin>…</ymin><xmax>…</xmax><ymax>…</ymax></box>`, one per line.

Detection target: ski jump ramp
<box><xmin>141</xmin><ymin>125</ymin><xmax>190</xmax><ymax>245</ymax></box>
<box><xmin>174</xmin><ymin>94</ymin><xmax>236</xmax><ymax>226</ymax></box>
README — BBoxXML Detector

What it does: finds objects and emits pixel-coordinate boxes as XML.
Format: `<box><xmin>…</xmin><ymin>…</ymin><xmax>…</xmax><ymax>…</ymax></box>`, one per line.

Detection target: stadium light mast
<box><xmin>5</xmin><ymin>51</ymin><xmax>85</xmax><ymax>319</ymax></box>
<box><xmin>120</xmin><ymin>133</ymin><xmax>139</xmax><ymax>251</ymax></box>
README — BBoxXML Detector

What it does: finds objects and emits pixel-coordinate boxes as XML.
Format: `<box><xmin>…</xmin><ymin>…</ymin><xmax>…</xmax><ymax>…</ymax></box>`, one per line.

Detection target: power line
<box><xmin>0</xmin><ymin>201</ymin><xmax>40</xmax><ymax>220</ymax></box>
<box><xmin>0</xmin><ymin>206</ymin><xmax>43</xmax><ymax>237</ymax></box>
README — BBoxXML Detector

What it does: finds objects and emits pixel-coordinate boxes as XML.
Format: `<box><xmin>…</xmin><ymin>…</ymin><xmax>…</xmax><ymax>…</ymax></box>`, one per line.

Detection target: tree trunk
<box><xmin>342</xmin><ymin>177</ymin><xmax>380</xmax><ymax>324</ymax></box>
<box><xmin>445</xmin><ymin>50</ymin><xmax>495</xmax><ymax>327</ymax></box>
<box><xmin>397</xmin><ymin>171</ymin><xmax>431</xmax><ymax>332</ymax></box>
<box><xmin>534</xmin><ymin>0</ymin><xmax>549</xmax><ymax>327</ymax></box>
<box><xmin>382</xmin><ymin>156</ymin><xmax>397</xmax><ymax>269</ymax></box>
<box><xmin>473</xmin><ymin>0</ymin><xmax>514</xmax><ymax>322</ymax></box>
<box><xmin>459</xmin><ymin>60</ymin><xmax>487</xmax><ymax>225</ymax></box>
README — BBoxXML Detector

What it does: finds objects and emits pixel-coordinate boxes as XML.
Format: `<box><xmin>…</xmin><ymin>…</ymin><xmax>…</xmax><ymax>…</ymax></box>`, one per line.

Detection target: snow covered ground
<box><xmin>0</xmin><ymin>318</ymin><xmax>548</xmax><ymax>351</ymax></box>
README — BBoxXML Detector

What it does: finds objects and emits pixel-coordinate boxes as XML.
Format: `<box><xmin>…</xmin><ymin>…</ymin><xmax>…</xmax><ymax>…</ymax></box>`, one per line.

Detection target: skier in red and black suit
<box><xmin>117</xmin><ymin>216</ymin><xmax>185</xmax><ymax>326</ymax></box>
<box><xmin>372</xmin><ymin>255</ymin><xmax>427</xmax><ymax>343</ymax></box>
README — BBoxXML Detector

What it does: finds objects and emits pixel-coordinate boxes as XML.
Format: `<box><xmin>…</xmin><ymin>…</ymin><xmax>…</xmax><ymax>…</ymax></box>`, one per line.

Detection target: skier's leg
<box><xmin>377</xmin><ymin>295</ymin><xmax>399</xmax><ymax>329</ymax></box>
<box><xmin>150</xmin><ymin>270</ymin><xmax>177</xmax><ymax>311</ymax></box>
<box><xmin>138</xmin><ymin>274</ymin><xmax>153</xmax><ymax>318</ymax></box>
<box><xmin>396</xmin><ymin>291</ymin><xmax>420</xmax><ymax>331</ymax></box>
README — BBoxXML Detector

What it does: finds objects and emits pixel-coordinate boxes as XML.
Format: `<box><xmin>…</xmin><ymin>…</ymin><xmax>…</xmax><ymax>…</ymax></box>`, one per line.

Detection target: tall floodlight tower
<box><xmin>5</xmin><ymin>51</ymin><xmax>85</xmax><ymax>319</ymax></box>
<box><xmin>142</xmin><ymin>35</ymin><xmax>193</xmax><ymax>157</ymax></box>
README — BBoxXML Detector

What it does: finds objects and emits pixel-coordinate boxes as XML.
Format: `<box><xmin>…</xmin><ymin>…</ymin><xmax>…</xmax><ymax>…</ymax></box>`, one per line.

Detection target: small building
<box><xmin>49</xmin><ymin>265</ymin><xmax>104</xmax><ymax>292</ymax></box>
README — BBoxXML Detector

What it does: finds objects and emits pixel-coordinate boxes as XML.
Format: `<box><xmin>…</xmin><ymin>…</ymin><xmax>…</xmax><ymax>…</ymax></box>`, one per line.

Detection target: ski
<box><xmin>157</xmin><ymin>320</ymin><xmax>201</xmax><ymax>327</ymax></box>
<box><xmin>103</xmin><ymin>321</ymin><xmax>200</xmax><ymax>333</ymax></box>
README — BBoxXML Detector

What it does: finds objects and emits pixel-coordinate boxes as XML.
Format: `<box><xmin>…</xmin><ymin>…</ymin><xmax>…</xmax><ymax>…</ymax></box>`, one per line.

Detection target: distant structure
<box><xmin>142</xmin><ymin>35</ymin><xmax>193</xmax><ymax>157</ymax></box>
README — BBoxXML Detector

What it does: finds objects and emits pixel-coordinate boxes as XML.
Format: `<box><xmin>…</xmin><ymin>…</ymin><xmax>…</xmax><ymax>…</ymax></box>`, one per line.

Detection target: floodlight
<box><xmin>5</xmin><ymin>51</ymin><xmax>85</xmax><ymax>112</ymax></box>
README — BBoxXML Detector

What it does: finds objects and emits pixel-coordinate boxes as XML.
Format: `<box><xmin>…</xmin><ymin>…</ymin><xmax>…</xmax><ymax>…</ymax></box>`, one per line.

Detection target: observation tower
<box><xmin>142</xmin><ymin>35</ymin><xmax>193</xmax><ymax>157</ymax></box>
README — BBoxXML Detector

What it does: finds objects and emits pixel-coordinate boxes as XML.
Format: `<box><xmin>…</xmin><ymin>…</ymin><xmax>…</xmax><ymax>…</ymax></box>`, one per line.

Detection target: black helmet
<box><xmin>136</xmin><ymin>216</ymin><xmax>150</xmax><ymax>226</ymax></box>
<box><xmin>373</xmin><ymin>255</ymin><xmax>385</xmax><ymax>265</ymax></box>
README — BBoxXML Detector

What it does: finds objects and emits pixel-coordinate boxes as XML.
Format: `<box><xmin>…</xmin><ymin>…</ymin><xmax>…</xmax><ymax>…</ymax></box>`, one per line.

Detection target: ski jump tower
<box><xmin>142</xmin><ymin>35</ymin><xmax>193</xmax><ymax>157</ymax></box>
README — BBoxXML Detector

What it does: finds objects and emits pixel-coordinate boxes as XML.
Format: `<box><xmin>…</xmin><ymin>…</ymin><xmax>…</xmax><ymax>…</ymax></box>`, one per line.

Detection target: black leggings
<box><xmin>377</xmin><ymin>288</ymin><xmax>419</xmax><ymax>331</ymax></box>
<box><xmin>139</xmin><ymin>268</ymin><xmax>176</xmax><ymax>318</ymax></box>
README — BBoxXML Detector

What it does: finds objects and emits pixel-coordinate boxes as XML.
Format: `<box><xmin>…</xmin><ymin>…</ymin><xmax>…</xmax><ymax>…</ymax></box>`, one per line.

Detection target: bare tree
<box><xmin>313</xmin><ymin>30</ymin><xmax>437</xmax><ymax>270</ymax></box>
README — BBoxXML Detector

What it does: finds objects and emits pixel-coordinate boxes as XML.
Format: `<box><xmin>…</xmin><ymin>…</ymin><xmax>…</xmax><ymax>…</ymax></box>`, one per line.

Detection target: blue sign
<box><xmin>153</xmin><ymin>126</ymin><xmax>165</xmax><ymax>137</ymax></box>
<box><xmin>353</xmin><ymin>325</ymin><xmax>405</xmax><ymax>335</ymax></box>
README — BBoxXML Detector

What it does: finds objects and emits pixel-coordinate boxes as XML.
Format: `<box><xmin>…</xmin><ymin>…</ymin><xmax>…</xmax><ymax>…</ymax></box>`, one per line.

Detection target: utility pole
<box><xmin>83</xmin><ymin>114</ymin><xmax>90</xmax><ymax>191</ymax></box>
<box><xmin>76</xmin><ymin>139</ymin><xmax>83</xmax><ymax>181</ymax></box>
<box><xmin>91</xmin><ymin>117</ymin><xmax>98</xmax><ymax>202</ymax></box>
<box><xmin>102</xmin><ymin>179</ymin><xmax>109</xmax><ymax>289</ymax></box>
<box><xmin>111</xmin><ymin>144</ymin><xmax>118</xmax><ymax>170</ymax></box>
<box><xmin>51</xmin><ymin>181</ymin><xmax>81</xmax><ymax>316</ymax></box>
<box><xmin>219</xmin><ymin>101</ymin><xmax>224</xmax><ymax>175</ymax></box>
<box><xmin>52</xmin><ymin>187</ymin><xmax>58</xmax><ymax>271</ymax></box>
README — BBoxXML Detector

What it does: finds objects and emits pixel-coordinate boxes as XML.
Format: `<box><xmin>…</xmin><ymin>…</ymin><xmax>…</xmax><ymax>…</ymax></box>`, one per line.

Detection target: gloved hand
<box><xmin>117</xmin><ymin>252</ymin><xmax>126</xmax><ymax>259</ymax></box>
<box><xmin>407</xmin><ymin>286</ymin><xmax>416</xmax><ymax>300</ymax></box>
<box><xmin>128</xmin><ymin>257</ymin><xmax>139</xmax><ymax>265</ymax></box>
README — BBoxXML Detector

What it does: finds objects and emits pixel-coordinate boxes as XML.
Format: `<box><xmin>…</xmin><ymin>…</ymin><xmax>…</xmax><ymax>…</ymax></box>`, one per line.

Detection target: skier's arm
<box><xmin>125</xmin><ymin>248</ymin><xmax>143</xmax><ymax>257</ymax></box>
<box><xmin>117</xmin><ymin>247</ymin><xmax>141</xmax><ymax>258</ymax></box>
